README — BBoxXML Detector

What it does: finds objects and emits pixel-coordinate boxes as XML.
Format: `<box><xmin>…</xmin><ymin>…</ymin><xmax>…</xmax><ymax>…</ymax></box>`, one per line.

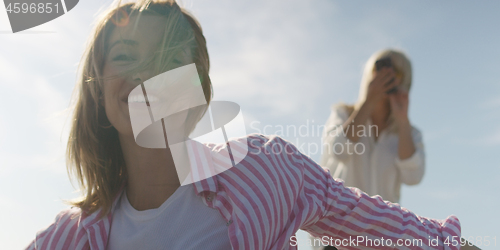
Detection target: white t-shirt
<box><xmin>107</xmin><ymin>184</ymin><xmax>232</xmax><ymax>250</ymax></box>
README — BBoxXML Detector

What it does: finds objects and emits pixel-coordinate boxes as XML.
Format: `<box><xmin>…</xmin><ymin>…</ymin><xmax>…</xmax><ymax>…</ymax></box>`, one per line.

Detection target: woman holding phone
<box><xmin>320</xmin><ymin>49</ymin><xmax>424</xmax><ymax>204</ymax></box>
<box><xmin>25</xmin><ymin>1</ymin><xmax>476</xmax><ymax>249</ymax></box>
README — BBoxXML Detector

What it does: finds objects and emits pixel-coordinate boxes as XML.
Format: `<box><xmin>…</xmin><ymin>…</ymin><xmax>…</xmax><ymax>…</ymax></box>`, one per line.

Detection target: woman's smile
<box><xmin>124</xmin><ymin>93</ymin><xmax>160</xmax><ymax>104</ymax></box>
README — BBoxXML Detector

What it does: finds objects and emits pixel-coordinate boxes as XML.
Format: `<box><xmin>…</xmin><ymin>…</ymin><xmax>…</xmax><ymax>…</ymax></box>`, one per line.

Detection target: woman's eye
<box><xmin>112</xmin><ymin>54</ymin><xmax>135</xmax><ymax>61</ymax></box>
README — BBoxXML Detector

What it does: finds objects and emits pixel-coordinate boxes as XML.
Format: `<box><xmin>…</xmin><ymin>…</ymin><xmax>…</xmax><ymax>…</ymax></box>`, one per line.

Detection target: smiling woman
<box><xmin>66</xmin><ymin>0</ymin><xmax>212</xmax><ymax>217</ymax></box>
<box><xmin>24</xmin><ymin>0</ymin><xmax>476</xmax><ymax>250</ymax></box>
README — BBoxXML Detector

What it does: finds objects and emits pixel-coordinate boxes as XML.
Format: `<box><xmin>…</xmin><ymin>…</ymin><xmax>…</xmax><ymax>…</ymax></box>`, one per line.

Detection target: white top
<box><xmin>107</xmin><ymin>184</ymin><xmax>232</xmax><ymax>250</ymax></box>
<box><xmin>320</xmin><ymin>104</ymin><xmax>425</xmax><ymax>203</ymax></box>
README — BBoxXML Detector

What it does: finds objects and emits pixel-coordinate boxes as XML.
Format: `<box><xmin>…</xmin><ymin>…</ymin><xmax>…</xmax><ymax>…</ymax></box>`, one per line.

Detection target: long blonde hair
<box><xmin>67</xmin><ymin>0</ymin><xmax>212</xmax><ymax>216</ymax></box>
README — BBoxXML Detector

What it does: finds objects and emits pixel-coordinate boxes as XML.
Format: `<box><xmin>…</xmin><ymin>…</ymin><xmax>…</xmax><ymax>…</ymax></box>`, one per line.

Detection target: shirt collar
<box><xmin>185</xmin><ymin>139</ymin><xmax>219</xmax><ymax>195</ymax></box>
<box><xmin>80</xmin><ymin>182</ymin><xmax>125</xmax><ymax>230</ymax></box>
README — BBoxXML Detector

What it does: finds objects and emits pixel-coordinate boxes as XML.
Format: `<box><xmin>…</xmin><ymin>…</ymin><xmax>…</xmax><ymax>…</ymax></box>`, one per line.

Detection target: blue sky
<box><xmin>1</xmin><ymin>0</ymin><xmax>499</xmax><ymax>249</ymax></box>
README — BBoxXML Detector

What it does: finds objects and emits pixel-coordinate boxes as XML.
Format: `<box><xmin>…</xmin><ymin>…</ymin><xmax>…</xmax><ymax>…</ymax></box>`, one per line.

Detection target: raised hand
<box><xmin>365</xmin><ymin>67</ymin><xmax>398</xmax><ymax>105</ymax></box>
<box><xmin>389</xmin><ymin>89</ymin><xmax>409</xmax><ymax>124</ymax></box>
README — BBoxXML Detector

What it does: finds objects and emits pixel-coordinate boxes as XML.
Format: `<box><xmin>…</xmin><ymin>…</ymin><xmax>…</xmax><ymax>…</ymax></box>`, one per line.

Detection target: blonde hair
<box><xmin>67</xmin><ymin>0</ymin><xmax>212</xmax><ymax>216</ymax></box>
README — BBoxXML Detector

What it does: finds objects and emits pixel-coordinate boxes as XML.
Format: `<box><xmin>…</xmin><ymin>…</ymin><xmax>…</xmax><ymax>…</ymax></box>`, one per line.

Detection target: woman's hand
<box><xmin>389</xmin><ymin>89</ymin><xmax>409</xmax><ymax>125</ymax></box>
<box><xmin>365</xmin><ymin>67</ymin><xmax>398</xmax><ymax>105</ymax></box>
<box><xmin>390</xmin><ymin>89</ymin><xmax>415</xmax><ymax>160</ymax></box>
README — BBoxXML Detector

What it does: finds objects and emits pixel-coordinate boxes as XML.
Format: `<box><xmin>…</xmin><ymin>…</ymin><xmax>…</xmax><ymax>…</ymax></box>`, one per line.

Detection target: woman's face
<box><xmin>372</xmin><ymin>57</ymin><xmax>404</xmax><ymax>102</ymax></box>
<box><xmin>102</xmin><ymin>14</ymin><xmax>193</xmax><ymax>136</ymax></box>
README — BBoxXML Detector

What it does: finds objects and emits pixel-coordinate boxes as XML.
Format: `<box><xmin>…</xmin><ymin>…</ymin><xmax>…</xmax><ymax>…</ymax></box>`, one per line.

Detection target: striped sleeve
<box><xmin>24</xmin><ymin>208</ymin><xmax>87</xmax><ymax>250</ymax></box>
<box><xmin>286</xmin><ymin>140</ymin><xmax>462</xmax><ymax>250</ymax></box>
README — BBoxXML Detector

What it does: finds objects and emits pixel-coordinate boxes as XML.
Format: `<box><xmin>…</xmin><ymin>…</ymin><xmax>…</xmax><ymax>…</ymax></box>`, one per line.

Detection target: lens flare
<box><xmin>112</xmin><ymin>9</ymin><xmax>130</xmax><ymax>27</ymax></box>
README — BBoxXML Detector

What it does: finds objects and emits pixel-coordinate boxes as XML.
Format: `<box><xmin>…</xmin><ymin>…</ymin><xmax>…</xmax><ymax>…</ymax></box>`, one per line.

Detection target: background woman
<box><xmin>320</xmin><ymin>49</ymin><xmax>424</xmax><ymax>204</ymax></box>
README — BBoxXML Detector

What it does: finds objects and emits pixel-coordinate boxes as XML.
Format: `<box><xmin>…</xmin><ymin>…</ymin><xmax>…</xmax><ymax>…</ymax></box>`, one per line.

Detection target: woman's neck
<box><xmin>119</xmin><ymin>133</ymin><xmax>181</xmax><ymax>211</ymax></box>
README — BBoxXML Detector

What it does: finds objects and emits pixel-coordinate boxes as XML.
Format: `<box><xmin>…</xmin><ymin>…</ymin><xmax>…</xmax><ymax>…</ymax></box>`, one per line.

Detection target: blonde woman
<box><xmin>25</xmin><ymin>1</ymin><xmax>476</xmax><ymax>249</ymax></box>
<box><xmin>321</xmin><ymin>49</ymin><xmax>424</xmax><ymax>204</ymax></box>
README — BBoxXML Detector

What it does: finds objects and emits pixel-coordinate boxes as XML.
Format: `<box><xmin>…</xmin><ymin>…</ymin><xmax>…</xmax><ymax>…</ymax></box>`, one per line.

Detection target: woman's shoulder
<box><xmin>26</xmin><ymin>207</ymin><xmax>86</xmax><ymax>250</ymax></box>
<box><xmin>231</xmin><ymin>133</ymin><xmax>300</xmax><ymax>155</ymax></box>
<box><xmin>211</xmin><ymin>133</ymin><xmax>309</xmax><ymax>198</ymax></box>
<box><xmin>323</xmin><ymin>103</ymin><xmax>354</xmax><ymax>127</ymax></box>
<box><xmin>212</xmin><ymin>133</ymin><xmax>307</xmax><ymax>175</ymax></box>
<box><xmin>203</xmin><ymin>133</ymin><xmax>304</xmax><ymax>172</ymax></box>
<box><xmin>205</xmin><ymin>133</ymin><xmax>296</xmax><ymax>153</ymax></box>
<box><xmin>42</xmin><ymin>206</ymin><xmax>84</xmax><ymax>232</ymax></box>
<box><xmin>331</xmin><ymin>102</ymin><xmax>354</xmax><ymax>115</ymax></box>
<box><xmin>210</xmin><ymin>134</ymin><xmax>332</xmax><ymax>204</ymax></box>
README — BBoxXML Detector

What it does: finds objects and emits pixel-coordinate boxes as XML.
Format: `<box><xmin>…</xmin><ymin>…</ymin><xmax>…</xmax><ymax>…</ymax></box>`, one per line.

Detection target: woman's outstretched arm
<box><xmin>277</xmin><ymin>137</ymin><xmax>467</xmax><ymax>250</ymax></box>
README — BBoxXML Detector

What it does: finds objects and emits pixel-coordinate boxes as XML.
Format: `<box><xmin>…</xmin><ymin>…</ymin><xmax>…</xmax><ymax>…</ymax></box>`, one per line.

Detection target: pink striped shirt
<box><xmin>26</xmin><ymin>134</ymin><xmax>461</xmax><ymax>250</ymax></box>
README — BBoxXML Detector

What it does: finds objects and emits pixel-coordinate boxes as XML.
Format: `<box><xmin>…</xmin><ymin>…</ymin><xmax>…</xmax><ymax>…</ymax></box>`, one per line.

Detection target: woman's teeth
<box><xmin>128</xmin><ymin>94</ymin><xmax>159</xmax><ymax>103</ymax></box>
<box><xmin>128</xmin><ymin>95</ymin><xmax>145</xmax><ymax>103</ymax></box>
